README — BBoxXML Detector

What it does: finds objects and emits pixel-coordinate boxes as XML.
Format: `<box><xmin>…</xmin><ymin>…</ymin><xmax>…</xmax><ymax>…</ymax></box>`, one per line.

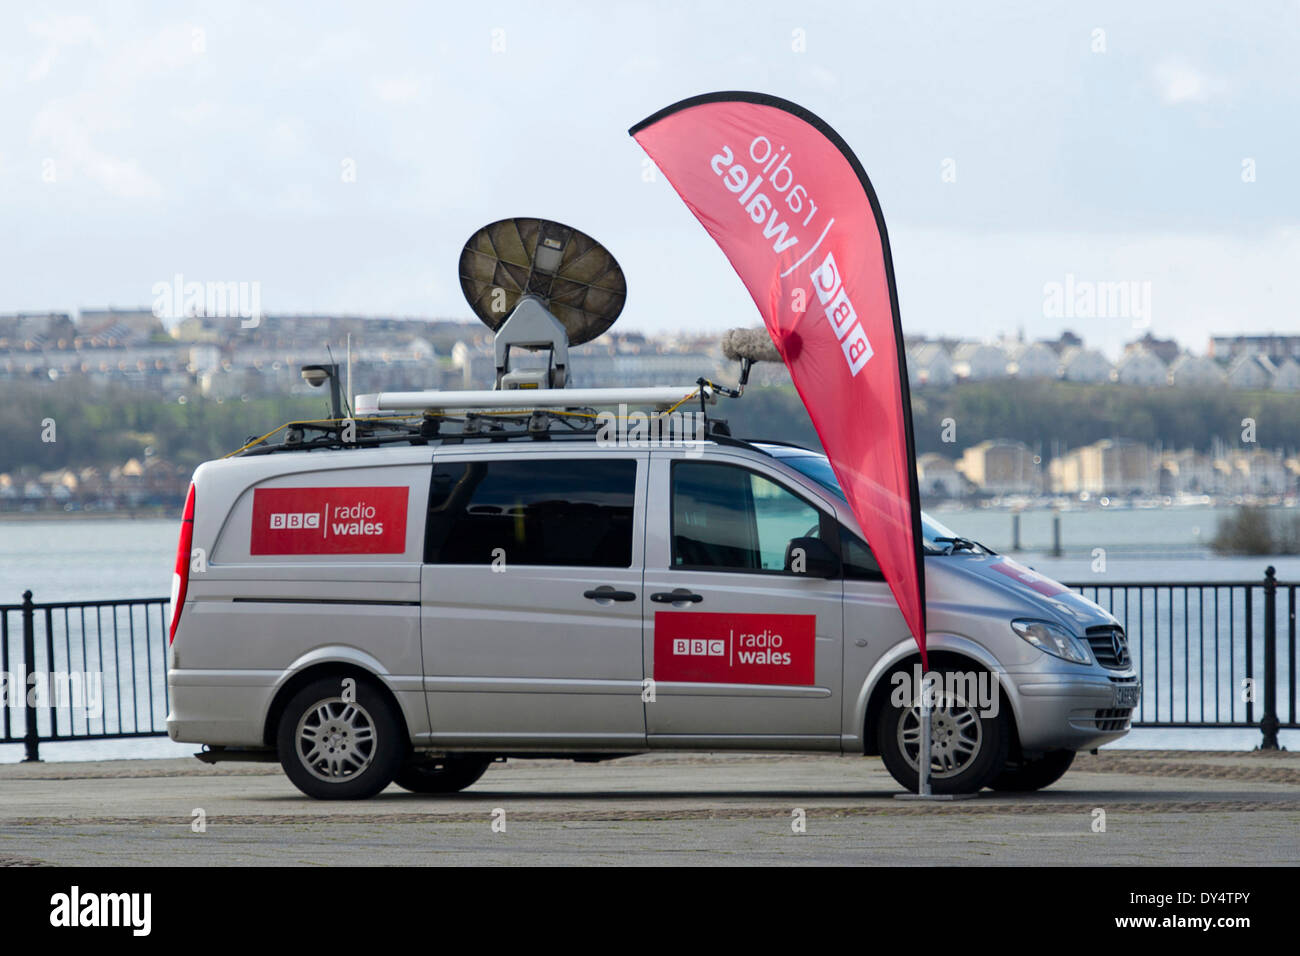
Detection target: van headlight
<box><xmin>1011</xmin><ymin>619</ymin><xmax>1092</xmax><ymax>665</ymax></box>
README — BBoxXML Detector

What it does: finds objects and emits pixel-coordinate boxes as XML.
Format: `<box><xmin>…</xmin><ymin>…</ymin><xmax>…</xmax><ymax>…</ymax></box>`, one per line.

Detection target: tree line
<box><xmin>725</xmin><ymin>381</ymin><xmax>1300</xmax><ymax>458</ymax></box>
<box><xmin>3</xmin><ymin>379</ymin><xmax>1298</xmax><ymax>475</ymax></box>
<box><xmin>0</xmin><ymin>382</ymin><xmax>327</xmax><ymax>474</ymax></box>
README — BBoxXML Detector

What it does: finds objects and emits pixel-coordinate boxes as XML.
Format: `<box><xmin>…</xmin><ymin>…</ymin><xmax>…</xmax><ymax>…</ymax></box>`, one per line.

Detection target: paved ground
<box><xmin>0</xmin><ymin>750</ymin><xmax>1297</xmax><ymax>865</ymax></box>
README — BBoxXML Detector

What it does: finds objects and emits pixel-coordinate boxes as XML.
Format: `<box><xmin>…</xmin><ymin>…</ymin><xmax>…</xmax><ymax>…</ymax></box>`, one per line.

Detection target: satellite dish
<box><xmin>459</xmin><ymin>217</ymin><xmax>626</xmax><ymax>346</ymax></box>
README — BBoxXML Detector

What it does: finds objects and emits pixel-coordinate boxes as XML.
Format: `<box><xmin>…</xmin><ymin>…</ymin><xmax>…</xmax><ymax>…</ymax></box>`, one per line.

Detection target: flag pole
<box><xmin>895</xmin><ymin>666</ymin><xmax>975</xmax><ymax>801</ymax></box>
<box><xmin>918</xmin><ymin>686</ymin><xmax>932</xmax><ymax>797</ymax></box>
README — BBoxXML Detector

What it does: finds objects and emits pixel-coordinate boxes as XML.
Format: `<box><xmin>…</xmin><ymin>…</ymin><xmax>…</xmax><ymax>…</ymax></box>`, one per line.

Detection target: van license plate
<box><xmin>1114</xmin><ymin>683</ymin><xmax>1140</xmax><ymax>708</ymax></box>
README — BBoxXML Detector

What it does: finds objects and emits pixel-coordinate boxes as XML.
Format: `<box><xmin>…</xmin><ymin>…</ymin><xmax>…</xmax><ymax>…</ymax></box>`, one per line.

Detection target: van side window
<box><xmin>424</xmin><ymin>459</ymin><xmax>637</xmax><ymax>567</ymax></box>
<box><xmin>840</xmin><ymin>526</ymin><xmax>884</xmax><ymax>580</ymax></box>
<box><xmin>671</xmin><ymin>461</ymin><xmax>824</xmax><ymax>573</ymax></box>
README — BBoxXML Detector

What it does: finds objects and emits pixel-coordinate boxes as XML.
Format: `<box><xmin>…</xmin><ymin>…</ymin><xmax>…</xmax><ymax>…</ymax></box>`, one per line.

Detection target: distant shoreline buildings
<box><xmin>6</xmin><ymin>309</ymin><xmax>1299</xmax><ymax>395</ymax></box>
<box><xmin>0</xmin><ymin>454</ymin><xmax>185</xmax><ymax>515</ymax></box>
<box><xmin>919</xmin><ymin>438</ymin><xmax>1298</xmax><ymax>501</ymax></box>
<box><xmin>4</xmin><ymin>310</ymin><xmax>1300</xmax><ymax>506</ymax></box>
<box><xmin>906</xmin><ymin>330</ymin><xmax>1300</xmax><ymax>392</ymax></box>
<box><xmin>0</xmin><ymin>307</ymin><xmax>730</xmax><ymax>399</ymax></box>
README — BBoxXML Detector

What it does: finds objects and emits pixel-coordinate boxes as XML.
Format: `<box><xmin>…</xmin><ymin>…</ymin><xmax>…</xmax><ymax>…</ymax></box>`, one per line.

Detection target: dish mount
<box><xmin>349</xmin><ymin>214</ymin><xmax>715</xmax><ymax>427</ymax></box>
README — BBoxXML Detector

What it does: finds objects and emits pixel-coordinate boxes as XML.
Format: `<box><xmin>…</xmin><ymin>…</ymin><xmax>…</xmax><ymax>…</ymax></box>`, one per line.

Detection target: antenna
<box><xmin>459</xmin><ymin>217</ymin><xmax>626</xmax><ymax>389</ymax></box>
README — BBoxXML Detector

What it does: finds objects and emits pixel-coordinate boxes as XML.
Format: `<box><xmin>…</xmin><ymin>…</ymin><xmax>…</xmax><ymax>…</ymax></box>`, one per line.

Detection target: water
<box><xmin>0</xmin><ymin>519</ymin><xmax>195</xmax><ymax>762</ymax></box>
<box><xmin>935</xmin><ymin>503</ymin><xmax>1233</xmax><ymax>554</ymax></box>
<box><xmin>2</xmin><ymin>513</ymin><xmax>1294</xmax><ymax>761</ymax></box>
<box><xmin>0</xmin><ymin>518</ymin><xmax>176</xmax><ymax>604</ymax></box>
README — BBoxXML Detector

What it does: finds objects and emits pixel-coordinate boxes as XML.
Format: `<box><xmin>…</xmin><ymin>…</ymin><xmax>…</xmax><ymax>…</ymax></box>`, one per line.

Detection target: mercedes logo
<box><xmin>1112</xmin><ymin>631</ymin><xmax>1128</xmax><ymax>666</ymax></box>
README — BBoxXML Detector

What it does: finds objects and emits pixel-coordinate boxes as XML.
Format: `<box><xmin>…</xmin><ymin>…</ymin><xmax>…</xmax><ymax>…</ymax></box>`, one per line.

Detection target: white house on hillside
<box><xmin>908</xmin><ymin>342</ymin><xmax>956</xmax><ymax>387</ymax></box>
<box><xmin>1226</xmin><ymin>354</ymin><xmax>1274</xmax><ymax>390</ymax></box>
<box><xmin>1059</xmin><ymin>346</ymin><xmax>1113</xmax><ymax>383</ymax></box>
<box><xmin>951</xmin><ymin>342</ymin><xmax>1008</xmax><ymax>381</ymax></box>
<box><xmin>1114</xmin><ymin>346</ymin><xmax>1167</xmax><ymax>386</ymax></box>
<box><xmin>1168</xmin><ymin>353</ymin><xmax>1226</xmax><ymax>388</ymax></box>
<box><xmin>1271</xmin><ymin>357</ymin><xmax>1300</xmax><ymax>392</ymax></box>
<box><xmin>1006</xmin><ymin>341</ymin><xmax>1059</xmax><ymax>379</ymax></box>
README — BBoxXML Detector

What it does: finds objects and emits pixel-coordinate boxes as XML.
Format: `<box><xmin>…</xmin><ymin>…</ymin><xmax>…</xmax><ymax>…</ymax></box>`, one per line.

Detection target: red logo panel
<box><xmin>250</xmin><ymin>486</ymin><xmax>408</xmax><ymax>555</ymax></box>
<box><xmin>988</xmin><ymin>557</ymin><xmax>1068</xmax><ymax>596</ymax></box>
<box><xmin>653</xmin><ymin>611</ymin><xmax>816</xmax><ymax>686</ymax></box>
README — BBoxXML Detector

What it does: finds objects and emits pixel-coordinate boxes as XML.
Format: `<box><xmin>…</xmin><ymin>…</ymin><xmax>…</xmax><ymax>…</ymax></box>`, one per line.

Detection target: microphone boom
<box><xmin>721</xmin><ymin>327</ymin><xmax>783</xmax><ymax>364</ymax></box>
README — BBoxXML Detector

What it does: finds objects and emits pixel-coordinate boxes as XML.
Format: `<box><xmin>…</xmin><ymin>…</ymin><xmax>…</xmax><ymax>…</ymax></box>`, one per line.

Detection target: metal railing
<box><xmin>1068</xmin><ymin>567</ymin><xmax>1294</xmax><ymax>748</ymax></box>
<box><xmin>1</xmin><ymin>591</ymin><xmax>171</xmax><ymax>761</ymax></box>
<box><xmin>1</xmin><ymin>568</ymin><xmax>1294</xmax><ymax>760</ymax></box>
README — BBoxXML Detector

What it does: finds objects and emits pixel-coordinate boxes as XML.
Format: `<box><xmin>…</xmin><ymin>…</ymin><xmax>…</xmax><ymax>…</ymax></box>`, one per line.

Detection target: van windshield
<box><xmin>775</xmin><ymin>451</ymin><xmax>989</xmax><ymax>555</ymax></box>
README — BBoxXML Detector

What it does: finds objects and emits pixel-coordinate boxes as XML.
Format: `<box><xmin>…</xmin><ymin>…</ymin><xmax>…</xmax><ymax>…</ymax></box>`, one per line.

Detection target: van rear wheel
<box><xmin>276</xmin><ymin>677</ymin><xmax>404</xmax><ymax>800</ymax></box>
<box><xmin>393</xmin><ymin>755</ymin><xmax>493</xmax><ymax>794</ymax></box>
<box><xmin>989</xmin><ymin>749</ymin><xmax>1076</xmax><ymax>792</ymax></box>
<box><xmin>876</xmin><ymin>665</ymin><xmax>1009</xmax><ymax>795</ymax></box>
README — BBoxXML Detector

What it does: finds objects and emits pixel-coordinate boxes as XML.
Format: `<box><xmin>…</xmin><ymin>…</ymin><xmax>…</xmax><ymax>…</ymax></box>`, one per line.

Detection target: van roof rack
<box><xmin>228</xmin><ymin>385</ymin><xmax>723</xmax><ymax>458</ymax></box>
<box><xmin>229</xmin><ymin>216</ymin><xmax>799</xmax><ymax>459</ymax></box>
<box><xmin>230</xmin><ymin>415</ymin><xmax>744</xmax><ymax>457</ymax></box>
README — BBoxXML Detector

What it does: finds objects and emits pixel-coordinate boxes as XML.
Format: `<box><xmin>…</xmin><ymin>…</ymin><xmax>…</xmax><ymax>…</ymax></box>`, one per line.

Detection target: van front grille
<box><xmin>1086</xmin><ymin>626</ymin><xmax>1131</xmax><ymax>669</ymax></box>
<box><xmin>1094</xmin><ymin>708</ymin><xmax>1133</xmax><ymax>732</ymax></box>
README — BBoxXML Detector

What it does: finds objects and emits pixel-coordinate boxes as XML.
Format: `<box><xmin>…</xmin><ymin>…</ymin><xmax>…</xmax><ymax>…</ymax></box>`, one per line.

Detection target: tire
<box><xmin>393</xmin><ymin>755</ymin><xmax>493</xmax><ymax>794</ymax></box>
<box><xmin>876</xmin><ymin>664</ymin><xmax>1010</xmax><ymax>795</ymax></box>
<box><xmin>989</xmin><ymin>749</ymin><xmax>1076</xmax><ymax>792</ymax></box>
<box><xmin>276</xmin><ymin>676</ymin><xmax>405</xmax><ymax>800</ymax></box>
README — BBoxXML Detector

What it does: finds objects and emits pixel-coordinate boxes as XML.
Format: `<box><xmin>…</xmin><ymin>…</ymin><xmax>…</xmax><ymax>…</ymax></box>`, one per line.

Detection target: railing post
<box><xmin>1260</xmin><ymin>567</ymin><xmax>1280</xmax><ymax>750</ymax></box>
<box><xmin>20</xmin><ymin>590</ymin><xmax>40</xmax><ymax>762</ymax></box>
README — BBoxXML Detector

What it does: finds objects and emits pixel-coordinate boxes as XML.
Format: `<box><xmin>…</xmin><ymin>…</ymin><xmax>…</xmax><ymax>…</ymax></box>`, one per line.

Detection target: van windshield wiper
<box><xmin>931</xmin><ymin>536</ymin><xmax>981</xmax><ymax>554</ymax></box>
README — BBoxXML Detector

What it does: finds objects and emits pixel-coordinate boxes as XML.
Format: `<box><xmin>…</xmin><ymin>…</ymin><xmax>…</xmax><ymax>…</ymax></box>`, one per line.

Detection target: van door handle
<box><xmin>650</xmin><ymin>589</ymin><xmax>704</xmax><ymax>604</ymax></box>
<box><xmin>583</xmin><ymin>586</ymin><xmax>637</xmax><ymax>603</ymax></box>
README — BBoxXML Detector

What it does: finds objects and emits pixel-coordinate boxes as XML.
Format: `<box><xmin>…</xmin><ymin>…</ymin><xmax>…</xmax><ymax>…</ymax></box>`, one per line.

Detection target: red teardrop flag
<box><xmin>631</xmin><ymin>92</ymin><xmax>926</xmax><ymax>663</ymax></box>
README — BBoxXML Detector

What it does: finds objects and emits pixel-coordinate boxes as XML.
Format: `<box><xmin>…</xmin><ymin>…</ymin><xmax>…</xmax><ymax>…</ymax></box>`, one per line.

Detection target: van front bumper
<box><xmin>1012</xmin><ymin>671</ymin><xmax>1140</xmax><ymax>754</ymax></box>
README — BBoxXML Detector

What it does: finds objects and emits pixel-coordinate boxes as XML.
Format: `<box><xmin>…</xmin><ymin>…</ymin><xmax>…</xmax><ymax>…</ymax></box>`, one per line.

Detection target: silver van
<box><xmin>166</xmin><ymin>434</ymin><xmax>1140</xmax><ymax>799</ymax></box>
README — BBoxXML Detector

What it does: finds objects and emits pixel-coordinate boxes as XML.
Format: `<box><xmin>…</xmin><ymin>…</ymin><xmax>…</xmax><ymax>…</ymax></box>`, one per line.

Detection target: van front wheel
<box><xmin>393</xmin><ymin>755</ymin><xmax>493</xmax><ymax>794</ymax></box>
<box><xmin>276</xmin><ymin>677</ymin><xmax>404</xmax><ymax>800</ymax></box>
<box><xmin>989</xmin><ymin>749</ymin><xmax>1076</xmax><ymax>792</ymax></box>
<box><xmin>875</xmin><ymin>666</ymin><xmax>1009</xmax><ymax>795</ymax></box>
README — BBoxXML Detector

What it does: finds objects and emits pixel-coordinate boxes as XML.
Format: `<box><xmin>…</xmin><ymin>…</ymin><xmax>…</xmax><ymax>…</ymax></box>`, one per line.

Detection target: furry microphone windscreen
<box><xmin>721</xmin><ymin>327</ymin><xmax>784</xmax><ymax>364</ymax></box>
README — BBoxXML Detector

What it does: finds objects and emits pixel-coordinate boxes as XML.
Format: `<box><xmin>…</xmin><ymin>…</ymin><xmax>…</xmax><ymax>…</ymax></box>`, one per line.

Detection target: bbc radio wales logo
<box><xmin>673</xmin><ymin>638</ymin><xmax>725</xmax><ymax>657</ymax></box>
<box><xmin>250</xmin><ymin>487</ymin><xmax>408</xmax><ymax>555</ymax></box>
<box><xmin>655</xmin><ymin>611</ymin><xmax>815</xmax><ymax>685</ymax></box>
<box><xmin>269</xmin><ymin>512</ymin><xmax>321</xmax><ymax>530</ymax></box>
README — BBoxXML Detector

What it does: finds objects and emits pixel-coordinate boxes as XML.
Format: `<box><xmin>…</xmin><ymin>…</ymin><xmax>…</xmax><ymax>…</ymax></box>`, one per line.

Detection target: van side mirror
<box><xmin>784</xmin><ymin>536</ymin><xmax>840</xmax><ymax>579</ymax></box>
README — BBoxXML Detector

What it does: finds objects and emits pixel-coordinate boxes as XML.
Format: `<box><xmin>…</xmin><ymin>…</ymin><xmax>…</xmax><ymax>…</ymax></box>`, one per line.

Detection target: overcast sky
<box><xmin>1</xmin><ymin>1</ymin><xmax>1296</xmax><ymax>358</ymax></box>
